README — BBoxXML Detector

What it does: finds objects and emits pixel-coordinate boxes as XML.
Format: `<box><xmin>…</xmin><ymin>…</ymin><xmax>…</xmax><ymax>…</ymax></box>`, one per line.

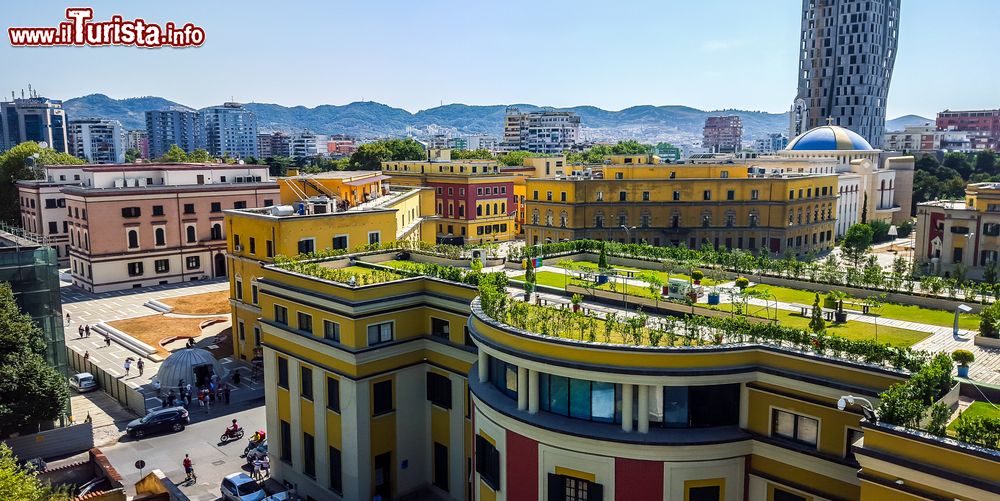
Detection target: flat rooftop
<box><xmin>285</xmin><ymin>170</ymin><xmax>385</xmax><ymax>180</ymax></box>
<box><xmin>44</xmin><ymin>163</ymin><xmax>270</xmax><ymax>171</ymax></box>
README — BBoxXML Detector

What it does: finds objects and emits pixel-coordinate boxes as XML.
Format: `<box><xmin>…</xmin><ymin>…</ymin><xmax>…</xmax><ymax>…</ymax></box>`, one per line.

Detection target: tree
<box><xmin>809</xmin><ymin>293</ymin><xmax>826</xmax><ymax>334</ymax></box>
<box><xmin>264</xmin><ymin>156</ymin><xmax>295</xmax><ymax>177</ymax></box>
<box><xmin>450</xmin><ymin>149</ymin><xmax>494</xmax><ymax>160</ymax></box>
<box><xmin>383</xmin><ymin>138</ymin><xmax>426</xmax><ymax>161</ymax></box>
<box><xmin>349</xmin><ymin>142</ymin><xmax>393</xmax><ymax>170</ymax></box>
<box><xmin>0</xmin><ymin>283</ymin><xmax>69</xmax><ymax>436</ymax></box>
<box><xmin>123</xmin><ymin>148</ymin><xmax>141</xmax><ymax>163</ymax></box>
<box><xmin>842</xmin><ymin>223</ymin><xmax>874</xmax><ymax>268</ymax></box>
<box><xmin>610</xmin><ymin>140</ymin><xmax>651</xmax><ymax>155</ymax></box>
<box><xmin>497</xmin><ymin>150</ymin><xmax>532</xmax><ymax>167</ymax></box>
<box><xmin>0</xmin><ymin>141</ymin><xmax>84</xmax><ymax>223</ymax></box>
<box><xmin>187</xmin><ymin>148</ymin><xmax>212</xmax><ymax>163</ymax></box>
<box><xmin>860</xmin><ymin>192</ymin><xmax>869</xmax><ymax>224</ymax></box>
<box><xmin>158</xmin><ymin>144</ymin><xmax>188</xmax><ymax>163</ymax></box>
<box><xmin>0</xmin><ymin>443</ymin><xmax>69</xmax><ymax>500</ymax></box>
<box><xmin>598</xmin><ymin>244</ymin><xmax>608</xmax><ymax>271</ymax></box>
<box><xmin>975</xmin><ymin>150</ymin><xmax>997</xmax><ymax>175</ymax></box>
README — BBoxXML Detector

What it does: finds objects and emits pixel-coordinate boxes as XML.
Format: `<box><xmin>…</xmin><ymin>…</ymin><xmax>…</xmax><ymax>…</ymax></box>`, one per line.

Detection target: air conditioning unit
<box><xmin>234</xmin><ymin>245</ymin><xmax>243</xmax><ymax>252</ymax></box>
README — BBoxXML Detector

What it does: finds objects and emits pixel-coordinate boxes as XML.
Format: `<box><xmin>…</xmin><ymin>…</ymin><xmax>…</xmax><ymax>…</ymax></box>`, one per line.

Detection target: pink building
<box><xmin>20</xmin><ymin>163</ymin><xmax>279</xmax><ymax>292</ymax></box>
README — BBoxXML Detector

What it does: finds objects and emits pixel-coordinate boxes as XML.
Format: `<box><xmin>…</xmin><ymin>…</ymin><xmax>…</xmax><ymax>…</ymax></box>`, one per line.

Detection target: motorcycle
<box><xmin>220</xmin><ymin>426</ymin><xmax>244</xmax><ymax>443</ymax></box>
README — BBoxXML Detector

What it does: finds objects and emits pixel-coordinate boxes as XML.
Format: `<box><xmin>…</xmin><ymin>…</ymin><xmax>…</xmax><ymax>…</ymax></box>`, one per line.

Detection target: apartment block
<box><xmin>702</xmin><ymin>116</ymin><xmax>743</xmax><ymax>153</ymax></box>
<box><xmin>936</xmin><ymin>109</ymin><xmax>1000</xmax><ymax>150</ymax></box>
<box><xmin>145</xmin><ymin>109</ymin><xmax>203</xmax><ymax>159</ymax></box>
<box><xmin>915</xmin><ymin>182</ymin><xmax>1000</xmax><ymax>280</ymax></box>
<box><xmin>502</xmin><ymin>107</ymin><xmax>580</xmax><ymax>154</ymax></box>
<box><xmin>0</xmin><ymin>96</ymin><xmax>69</xmax><ymax>153</ymax></box>
<box><xmin>201</xmin><ymin>102</ymin><xmax>258</xmax><ymax>159</ymax></box>
<box><xmin>68</xmin><ymin>118</ymin><xmax>125</xmax><ymax>164</ymax></box>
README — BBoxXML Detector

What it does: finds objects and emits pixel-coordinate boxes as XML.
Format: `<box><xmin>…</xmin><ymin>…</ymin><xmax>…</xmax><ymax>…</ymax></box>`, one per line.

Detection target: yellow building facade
<box><xmin>524</xmin><ymin>155</ymin><xmax>838</xmax><ymax>256</ymax></box>
<box><xmin>224</xmin><ymin>184</ymin><xmax>436</xmax><ymax>361</ymax></box>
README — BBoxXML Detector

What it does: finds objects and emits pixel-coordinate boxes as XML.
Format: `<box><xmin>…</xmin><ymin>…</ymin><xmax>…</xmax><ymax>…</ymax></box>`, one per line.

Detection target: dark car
<box><xmin>126</xmin><ymin>406</ymin><xmax>190</xmax><ymax>438</ymax></box>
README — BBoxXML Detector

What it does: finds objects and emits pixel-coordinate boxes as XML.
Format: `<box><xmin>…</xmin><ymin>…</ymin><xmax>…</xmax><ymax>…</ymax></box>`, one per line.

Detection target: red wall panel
<box><xmin>615</xmin><ymin>457</ymin><xmax>663</xmax><ymax>501</ymax></box>
<box><xmin>505</xmin><ymin>430</ymin><xmax>538</xmax><ymax>501</ymax></box>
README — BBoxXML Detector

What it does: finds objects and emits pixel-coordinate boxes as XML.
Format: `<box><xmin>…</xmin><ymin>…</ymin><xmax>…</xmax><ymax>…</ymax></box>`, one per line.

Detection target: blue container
<box><xmin>707</xmin><ymin>293</ymin><xmax>720</xmax><ymax>305</ymax></box>
<box><xmin>957</xmin><ymin>365</ymin><xmax>970</xmax><ymax>378</ymax></box>
<box><xmin>596</xmin><ymin>275</ymin><xmax>609</xmax><ymax>285</ymax></box>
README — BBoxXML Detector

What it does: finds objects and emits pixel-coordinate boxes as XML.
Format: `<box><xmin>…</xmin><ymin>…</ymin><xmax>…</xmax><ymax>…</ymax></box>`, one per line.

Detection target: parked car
<box><xmin>69</xmin><ymin>372</ymin><xmax>97</xmax><ymax>393</ymax></box>
<box><xmin>220</xmin><ymin>472</ymin><xmax>265</xmax><ymax>501</ymax></box>
<box><xmin>261</xmin><ymin>492</ymin><xmax>292</xmax><ymax>501</ymax></box>
<box><xmin>125</xmin><ymin>406</ymin><xmax>189</xmax><ymax>438</ymax></box>
<box><xmin>245</xmin><ymin>440</ymin><xmax>267</xmax><ymax>464</ymax></box>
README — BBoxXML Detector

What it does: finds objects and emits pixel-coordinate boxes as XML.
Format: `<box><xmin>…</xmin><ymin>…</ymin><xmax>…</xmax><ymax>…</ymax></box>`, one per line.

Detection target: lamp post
<box><xmin>838</xmin><ymin>395</ymin><xmax>878</xmax><ymax>423</ymax></box>
<box><xmin>955</xmin><ymin>304</ymin><xmax>972</xmax><ymax>337</ymax></box>
<box><xmin>887</xmin><ymin>225</ymin><xmax>898</xmax><ymax>253</ymax></box>
<box><xmin>620</xmin><ymin>224</ymin><xmax>636</xmax><ymax>244</ymax></box>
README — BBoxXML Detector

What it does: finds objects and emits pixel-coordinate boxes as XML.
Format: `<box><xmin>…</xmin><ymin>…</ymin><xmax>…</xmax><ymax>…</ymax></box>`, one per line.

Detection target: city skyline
<box><xmin>0</xmin><ymin>0</ymin><xmax>997</xmax><ymax>119</ymax></box>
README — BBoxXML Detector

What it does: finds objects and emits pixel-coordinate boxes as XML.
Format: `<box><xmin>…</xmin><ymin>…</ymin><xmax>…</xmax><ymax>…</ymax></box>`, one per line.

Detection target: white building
<box><xmin>501</xmin><ymin>107</ymin><xmax>580</xmax><ymax>154</ymax></box>
<box><xmin>883</xmin><ymin>125</ymin><xmax>993</xmax><ymax>152</ymax></box>
<box><xmin>466</xmin><ymin>134</ymin><xmax>499</xmax><ymax>151</ymax></box>
<box><xmin>201</xmin><ymin>102</ymin><xmax>259</xmax><ymax>159</ymax></box>
<box><xmin>752</xmin><ymin>133</ymin><xmax>789</xmax><ymax>154</ymax></box>
<box><xmin>68</xmin><ymin>118</ymin><xmax>125</xmax><ymax>164</ymax></box>
<box><xmin>289</xmin><ymin>132</ymin><xmax>328</xmax><ymax>159</ymax></box>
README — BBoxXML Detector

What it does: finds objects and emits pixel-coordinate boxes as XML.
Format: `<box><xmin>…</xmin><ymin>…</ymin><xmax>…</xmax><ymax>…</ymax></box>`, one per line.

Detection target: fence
<box><xmin>1</xmin><ymin>422</ymin><xmax>93</xmax><ymax>460</ymax></box>
<box><xmin>67</xmin><ymin>347</ymin><xmax>147</xmax><ymax>417</ymax></box>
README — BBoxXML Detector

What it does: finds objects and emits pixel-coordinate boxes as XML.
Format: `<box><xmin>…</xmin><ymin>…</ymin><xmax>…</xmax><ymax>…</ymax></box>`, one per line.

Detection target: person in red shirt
<box><xmin>183</xmin><ymin>454</ymin><xmax>196</xmax><ymax>482</ymax></box>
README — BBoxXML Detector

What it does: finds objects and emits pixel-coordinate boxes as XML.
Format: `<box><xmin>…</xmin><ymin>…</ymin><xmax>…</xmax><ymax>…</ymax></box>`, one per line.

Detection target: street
<box><xmin>101</xmin><ymin>403</ymin><xmax>267</xmax><ymax>500</ymax></box>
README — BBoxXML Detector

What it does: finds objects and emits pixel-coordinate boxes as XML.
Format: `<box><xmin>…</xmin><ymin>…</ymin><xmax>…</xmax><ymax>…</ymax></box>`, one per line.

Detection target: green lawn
<box><xmin>512</xmin><ymin>271</ymin><xmax>655</xmax><ymax>298</ymax></box>
<box><xmin>746</xmin><ymin>284</ymin><xmax>981</xmax><ymax>331</ymax></box>
<box><xmin>551</xmin><ymin>260</ymin><xmax>723</xmax><ymax>286</ymax></box>
<box><xmin>948</xmin><ymin>401</ymin><xmax>1000</xmax><ymax>433</ymax></box>
<box><xmin>340</xmin><ymin>265</ymin><xmax>385</xmax><ymax>275</ymax></box>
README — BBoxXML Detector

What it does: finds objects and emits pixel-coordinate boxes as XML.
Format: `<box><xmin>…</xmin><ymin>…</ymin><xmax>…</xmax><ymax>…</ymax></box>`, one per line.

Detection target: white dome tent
<box><xmin>154</xmin><ymin>348</ymin><xmax>227</xmax><ymax>390</ymax></box>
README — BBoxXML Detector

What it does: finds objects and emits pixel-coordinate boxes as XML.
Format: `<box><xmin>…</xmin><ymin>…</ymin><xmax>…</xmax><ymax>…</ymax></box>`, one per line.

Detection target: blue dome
<box><xmin>786</xmin><ymin>125</ymin><xmax>873</xmax><ymax>151</ymax></box>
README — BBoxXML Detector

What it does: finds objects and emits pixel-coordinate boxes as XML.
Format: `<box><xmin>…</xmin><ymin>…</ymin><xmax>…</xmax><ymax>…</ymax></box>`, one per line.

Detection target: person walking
<box><xmin>136</xmin><ymin>359</ymin><xmax>144</xmax><ymax>376</ymax></box>
<box><xmin>85</xmin><ymin>324</ymin><xmax>91</xmax><ymax>337</ymax></box>
<box><xmin>152</xmin><ymin>379</ymin><xmax>161</xmax><ymax>398</ymax></box>
<box><xmin>123</xmin><ymin>358</ymin><xmax>132</xmax><ymax>376</ymax></box>
<box><xmin>182</xmin><ymin>454</ymin><xmax>196</xmax><ymax>482</ymax></box>
<box><xmin>104</xmin><ymin>333</ymin><xmax>111</xmax><ymax>348</ymax></box>
<box><xmin>166</xmin><ymin>390</ymin><xmax>175</xmax><ymax>407</ymax></box>
<box><xmin>65</xmin><ymin>312</ymin><xmax>71</xmax><ymax>324</ymax></box>
<box><xmin>83</xmin><ymin>351</ymin><xmax>90</xmax><ymax>363</ymax></box>
<box><xmin>223</xmin><ymin>384</ymin><xmax>231</xmax><ymax>404</ymax></box>
<box><xmin>78</xmin><ymin>325</ymin><xmax>84</xmax><ymax>338</ymax></box>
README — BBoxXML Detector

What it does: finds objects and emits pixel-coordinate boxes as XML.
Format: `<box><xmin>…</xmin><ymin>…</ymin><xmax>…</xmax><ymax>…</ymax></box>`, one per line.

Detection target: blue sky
<box><xmin>1</xmin><ymin>0</ymin><xmax>996</xmax><ymax>118</ymax></box>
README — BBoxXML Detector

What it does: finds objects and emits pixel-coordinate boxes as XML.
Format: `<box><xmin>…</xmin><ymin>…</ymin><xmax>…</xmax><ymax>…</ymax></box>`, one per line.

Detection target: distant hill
<box><xmin>886</xmin><ymin>114</ymin><xmax>934</xmax><ymax>132</ymax></box>
<box><xmin>60</xmin><ymin>94</ymin><xmax>793</xmax><ymax>143</ymax></box>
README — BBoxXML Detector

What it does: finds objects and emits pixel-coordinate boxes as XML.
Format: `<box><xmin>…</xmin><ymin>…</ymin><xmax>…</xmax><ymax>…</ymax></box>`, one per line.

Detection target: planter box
<box><xmin>973</xmin><ymin>335</ymin><xmax>1000</xmax><ymax>349</ymax></box>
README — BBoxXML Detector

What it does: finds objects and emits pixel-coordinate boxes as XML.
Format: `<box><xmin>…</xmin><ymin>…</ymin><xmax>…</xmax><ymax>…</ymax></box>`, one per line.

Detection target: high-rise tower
<box><xmin>790</xmin><ymin>0</ymin><xmax>900</xmax><ymax>147</ymax></box>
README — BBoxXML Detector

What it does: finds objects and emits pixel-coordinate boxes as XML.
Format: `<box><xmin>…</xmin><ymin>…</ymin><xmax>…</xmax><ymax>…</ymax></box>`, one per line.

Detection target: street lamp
<box><xmin>955</xmin><ymin>304</ymin><xmax>972</xmax><ymax>337</ymax></box>
<box><xmin>620</xmin><ymin>224</ymin><xmax>636</xmax><ymax>243</ymax></box>
<box><xmin>838</xmin><ymin>395</ymin><xmax>878</xmax><ymax>423</ymax></box>
<box><xmin>887</xmin><ymin>225</ymin><xmax>898</xmax><ymax>252</ymax></box>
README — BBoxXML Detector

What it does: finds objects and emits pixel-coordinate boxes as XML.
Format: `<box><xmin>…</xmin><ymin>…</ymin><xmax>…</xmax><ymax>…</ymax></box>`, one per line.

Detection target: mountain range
<box><xmin>61</xmin><ymin>94</ymin><xmax>925</xmax><ymax>144</ymax></box>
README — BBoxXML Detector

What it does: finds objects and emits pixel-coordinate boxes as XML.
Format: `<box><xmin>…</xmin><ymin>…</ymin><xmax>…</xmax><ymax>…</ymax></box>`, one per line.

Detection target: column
<box><xmin>528</xmin><ymin>370</ymin><xmax>539</xmax><ymax>414</ymax></box>
<box><xmin>637</xmin><ymin>385</ymin><xmax>649</xmax><ymax>434</ymax></box>
<box><xmin>517</xmin><ymin>366</ymin><xmax>528</xmax><ymax>411</ymax></box>
<box><xmin>313</xmin><ymin>368</ymin><xmax>329</xmax><ymax>488</ymax></box>
<box><xmin>262</xmin><ymin>348</ymin><xmax>281</xmax><ymax>476</ymax></box>
<box><xmin>288</xmin><ymin>358</ymin><xmax>303</xmax><ymax>473</ymax></box>
<box><xmin>340</xmin><ymin>378</ymin><xmax>372</xmax><ymax>501</ymax></box>
<box><xmin>622</xmin><ymin>383</ymin><xmax>634</xmax><ymax>432</ymax></box>
<box><xmin>478</xmin><ymin>350</ymin><xmax>488</xmax><ymax>383</ymax></box>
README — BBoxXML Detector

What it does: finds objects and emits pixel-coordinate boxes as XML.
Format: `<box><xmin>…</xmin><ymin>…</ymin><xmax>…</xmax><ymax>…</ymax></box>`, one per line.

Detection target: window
<box><xmin>277</xmin><ymin>356</ymin><xmax>289</xmax><ymax>388</ymax></box>
<box><xmin>642</xmin><ymin>191</ymin><xmax>650</xmax><ymax>201</ymax></box>
<box><xmin>121</xmin><ymin>207</ymin><xmax>141</xmax><ymax>218</ymax></box>
<box><xmin>720</xmin><ymin>170</ymin><xmax>729</xmax><ymax>179</ymax></box>
<box><xmin>726</xmin><ymin>190</ymin><xmax>735</xmax><ymax>201</ymax></box>
<box><xmin>274</xmin><ymin>305</ymin><xmax>288</xmax><ymax>325</ymax></box>
<box><xmin>234</xmin><ymin>201</ymin><xmax>247</xmax><ymax>209</ymax></box>
<box><xmin>297</xmin><ymin>312</ymin><xmax>313</xmax><ymax>334</ymax></box>
<box><xmin>264</xmin><ymin>199</ymin><xmax>273</xmax><ymax>207</ymax></box>
<box><xmin>619</xmin><ymin>191</ymin><xmax>627</xmax><ymax>201</ymax></box>
<box><xmin>248</xmin><ymin>237</ymin><xmax>255</xmax><ymax>254</ymax></box>
<box><xmin>431</xmin><ymin>317</ymin><xmax>450</xmax><ymax>340</ymax></box>
<box><xmin>673</xmin><ymin>190</ymin><xmax>681</xmax><ymax>201</ymax></box>
<box><xmin>155</xmin><ymin>259</ymin><xmax>169</xmax><ymax>273</ymax></box>
<box><xmin>475</xmin><ymin>435</ymin><xmax>500</xmax><ymax>490</ymax></box>
<box><xmin>367</xmin><ymin>322</ymin><xmax>393</xmax><ymax>345</ymax></box>
<box><xmin>687</xmin><ymin>485</ymin><xmax>721</xmax><ymax>501</ymax></box>
<box><xmin>548</xmin><ymin>474</ymin><xmax>604</xmax><ymax>501</ymax></box>
<box><xmin>301</xmin><ymin>366</ymin><xmax>313</xmax><ymax>400</ymax></box>
<box><xmin>183</xmin><ymin>203</ymin><xmax>195</xmax><ymax>214</ymax></box>
<box><xmin>279</xmin><ymin>420</ymin><xmax>291</xmax><ymax>463</ymax></box>
<box><xmin>560</xmin><ymin>192</ymin><xmax>567</xmax><ymax>202</ymax></box>
<box><xmin>426</xmin><ymin>372</ymin><xmax>452</xmax><ymax>409</ymax></box>
<box><xmin>368</xmin><ymin>231</ymin><xmax>380</xmax><ymax>245</ymax></box>
<box><xmin>332</xmin><ymin>235</ymin><xmax>348</xmax><ymax>250</ymax></box>
<box><xmin>45</xmin><ymin>199</ymin><xmax>57</xmax><ymax>209</ymax></box>
<box><xmin>751</xmin><ymin>189</ymin><xmax>759</xmax><ymax>200</ymax></box>
<box><xmin>373</xmin><ymin>380</ymin><xmax>393</xmax><ymax>415</ymax></box>
<box><xmin>127</xmin><ymin>262</ymin><xmax>144</xmax><ymax>276</ymax></box>
<box><xmin>596</xmin><ymin>191</ymin><xmax>603</xmax><ymax>201</ymax></box>
<box><xmin>329</xmin><ymin>447</ymin><xmax>343</xmax><ymax>494</ymax></box>
<box><xmin>488</xmin><ymin>358</ymin><xmax>518</xmax><ymax>399</ymax></box>
<box><xmin>323</xmin><ymin>320</ymin><xmax>340</xmax><ymax>342</ymax></box>
<box><xmin>845</xmin><ymin>428</ymin><xmax>863</xmax><ymax>462</ymax></box>
<box><xmin>186</xmin><ymin>256</ymin><xmax>200</xmax><ymax>269</ymax></box>
<box><xmin>127</xmin><ymin>230</ymin><xmax>139</xmax><ymax>249</ymax></box>
<box><xmin>155</xmin><ymin>227</ymin><xmax>166</xmax><ymax>246</ymax></box>
<box><xmin>327</xmin><ymin>377</ymin><xmax>340</xmax><ymax>412</ymax></box>
<box><xmin>298</xmin><ymin>239</ymin><xmax>315</xmax><ymax>254</ymax></box>
<box><xmin>186</xmin><ymin>225</ymin><xmax>196</xmax><ymax>243</ymax></box>
<box><xmin>434</xmin><ymin>442</ymin><xmax>449</xmax><ymax>492</ymax></box>
<box><xmin>48</xmin><ymin>221</ymin><xmax>57</xmax><ymax>234</ymax></box>
<box><xmin>211</xmin><ymin>202</ymin><xmax>222</xmax><ymax>213</ymax></box>
<box><xmin>266</xmin><ymin>240</ymin><xmax>274</xmax><ymax>258</ymax></box>
<box><xmin>251</xmin><ymin>283</ymin><xmax>259</xmax><ymax>305</ymax></box>
<box><xmin>773</xmin><ymin>488</ymin><xmax>808</xmax><ymax>501</ymax></box>
<box><xmin>703</xmin><ymin>190</ymin><xmax>712</xmax><ymax>201</ymax></box>
<box><xmin>772</xmin><ymin>409</ymin><xmax>819</xmax><ymax>446</ymax></box>
<box><xmin>302</xmin><ymin>432</ymin><xmax>315</xmax><ymax>478</ymax></box>
<box><xmin>663</xmin><ymin>384</ymin><xmax>739</xmax><ymax>428</ymax></box>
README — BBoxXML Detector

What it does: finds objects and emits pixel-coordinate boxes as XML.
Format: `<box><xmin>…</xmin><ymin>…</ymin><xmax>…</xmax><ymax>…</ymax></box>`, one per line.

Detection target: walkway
<box><xmin>519</xmin><ymin>265</ymin><xmax>1000</xmax><ymax>384</ymax></box>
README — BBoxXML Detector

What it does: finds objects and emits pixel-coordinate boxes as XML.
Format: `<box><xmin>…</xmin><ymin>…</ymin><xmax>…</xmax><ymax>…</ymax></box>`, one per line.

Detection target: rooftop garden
<box><xmin>478</xmin><ymin>276</ymin><xmax>929</xmax><ymax>372</ymax></box>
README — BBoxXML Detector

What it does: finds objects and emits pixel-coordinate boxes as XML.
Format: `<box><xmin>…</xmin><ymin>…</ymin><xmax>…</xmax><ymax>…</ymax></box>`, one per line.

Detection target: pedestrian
<box><xmin>223</xmin><ymin>384</ymin><xmax>231</xmax><ymax>404</ymax></box>
<box><xmin>65</xmin><ymin>312</ymin><xmax>71</xmax><ymax>324</ymax></box>
<box><xmin>83</xmin><ymin>351</ymin><xmax>89</xmax><ymax>362</ymax></box>
<box><xmin>104</xmin><ymin>333</ymin><xmax>111</xmax><ymax>347</ymax></box>
<box><xmin>233</xmin><ymin>371</ymin><xmax>241</xmax><ymax>386</ymax></box>
<box><xmin>123</xmin><ymin>358</ymin><xmax>132</xmax><ymax>376</ymax></box>
<box><xmin>153</xmin><ymin>379</ymin><xmax>161</xmax><ymax>397</ymax></box>
<box><xmin>182</xmin><ymin>454</ymin><xmax>195</xmax><ymax>482</ymax></box>
<box><xmin>85</xmin><ymin>324</ymin><xmax>91</xmax><ymax>337</ymax></box>
<box><xmin>136</xmin><ymin>359</ymin><xmax>144</xmax><ymax>376</ymax></box>
<box><xmin>78</xmin><ymin>325</ymin><xmax>84</xmax><ymax>338</ymax></box>
<box><xmin>166</xmin><ymin>390</ymin><xmax>175</xmax><ymax>407</ymax></box>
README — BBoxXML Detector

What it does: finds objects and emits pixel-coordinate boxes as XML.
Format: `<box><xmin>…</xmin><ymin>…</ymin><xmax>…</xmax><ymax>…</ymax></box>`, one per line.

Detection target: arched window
<box><xmin>531</xmin><ymin>209</ymin><xmax>539</xmax><ymax>225</ymax></box>
<box><xmin>725</xmin><ymin>210</ymin><xmax>735</xmax><ymax>227</ymax></box>
<box><xmin>458</xmin><ymin>205</ymin><xmax>465</xmax><ymax>217</ymax></box>
<box><xmin>595</xmin><ymin>212</ymin><xmax>604</xmax><ymax>228</ymax></box>
<box><xmin>559</xmin><ymin>211</ymin><xmax>568</xmax><ymax>228</ymax></box>
<box><xmin>211</xmin><ymin>224</ymin><xmax>222</xmax><ymax>241</ymax></box>
<box><xmin>485</xmin><ymin>204</ymin><xmax>490</xmax><ymax>216</ymax></box>
<box><xmin>127</xmin><ymin>230</ymin><xmax>139</xmax><ymax>249</ymax></box>
<box><xmin>186</xmin><ymin>225</ymin><xmax>196</xmax><ymax>243</ymax></box>
<box><xmin>501</xmin><ymin>202</ymin><xmax>506</xmax><ymax>214</ymax></box>
<box><xmin>477</xmin><ymin>205</ymin><xmax>483</xmax><ymax>217</ymax></box>
<box><xmin>493</xmin><ymin>203</ymin><xmax>498</xmax><ymax>215</ymax></box>
<box><xmin>545</xmin><ymin>210</ymin><xmax>553</xmax><ymax>226</ymax></box>
<box><xmin>155</xmin><ymin>228</ymin><xmax>165</xmax><ymax>246</ymax></box>
<box><xmin>748</xmin><ymin>210</ymin><xmax>759</xmax><ymax>227</ymax></box>
<box><xmin>84</xmin><ymin>233</ymin><xmax>90</xmax><ymax>250</ymax></box>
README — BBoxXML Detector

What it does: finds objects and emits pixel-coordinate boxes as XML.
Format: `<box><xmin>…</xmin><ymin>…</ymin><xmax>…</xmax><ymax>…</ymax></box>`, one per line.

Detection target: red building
<box><xmin>936</xmin><ymin>109</ymin><xmax>1000</xmax><ymax>150</ymax></box>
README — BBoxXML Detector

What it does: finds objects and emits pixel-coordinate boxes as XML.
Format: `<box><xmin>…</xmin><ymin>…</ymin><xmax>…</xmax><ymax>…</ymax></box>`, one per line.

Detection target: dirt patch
<box><xmin>107</xmin><ymin>314</ymin><xmax>227</xmax><ymax>357</ymax></box>
<box><xmin>160</xmin><ymin>290</ymin><xmax>232</xmax><ymax>315</ymax></box>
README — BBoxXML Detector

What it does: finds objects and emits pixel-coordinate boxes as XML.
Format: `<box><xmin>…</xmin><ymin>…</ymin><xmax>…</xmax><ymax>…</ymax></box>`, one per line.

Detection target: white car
<box><xmin>220</xmin><ymin>472</ymin><xmax>265</xmax><ymax>501</ymax></box>
<box><xmin>69</xmin><ymin>373</ymin><xmax>98</xmax><ymax>392</ymax></box>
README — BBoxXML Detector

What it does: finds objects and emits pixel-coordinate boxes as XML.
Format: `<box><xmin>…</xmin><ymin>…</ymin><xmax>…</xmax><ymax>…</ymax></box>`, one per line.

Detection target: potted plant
<box><xmin>707</xmin><ymin>289</ymin><xmax>721</xmax><ymax>305</ymax></box>
<box><xmin>735</xmin><ymin>277</ymin><xmax>750</xmax><ymax>290</ymax></box>
<box><xmin>692</xmin><ymin>269</ymin><xmax>704</xmax><ymax>285</ymax></box>
<box><xmin>952</xmin><ymin>350</ymin><xmax>974</xmax><ymax>378</ymax></box>
<box><xmin>827</xmin><ymin>290</ymin><xmax>849</xmax><ymax>323</ymax></box>
<box><xmin>571</xmin><ymin>293</ymin><xmax>583</xmax><ymax>312</ymax></box>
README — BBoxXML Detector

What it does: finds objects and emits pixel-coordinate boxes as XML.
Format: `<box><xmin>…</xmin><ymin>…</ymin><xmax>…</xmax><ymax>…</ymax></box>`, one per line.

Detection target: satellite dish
<box><xmin>38</xmin><ymin>141</ymin><xmax>48</xmax><ymax>149</ymax></box>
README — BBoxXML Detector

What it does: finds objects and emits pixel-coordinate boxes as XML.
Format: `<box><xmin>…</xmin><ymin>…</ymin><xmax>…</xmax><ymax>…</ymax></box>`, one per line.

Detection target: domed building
<box><xmin>155</xmin><ymin>348</ymin><xmax>227</xmax><ymax>389</ymax></box>
<box><xmin>751</xmin><ymin>125</ymin><xmax>914</xmax><ymax>238</ymax></box>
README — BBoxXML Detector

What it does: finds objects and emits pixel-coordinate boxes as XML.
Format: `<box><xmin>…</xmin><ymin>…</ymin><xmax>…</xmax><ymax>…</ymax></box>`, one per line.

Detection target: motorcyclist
<box><xmin>244</xmin><ymin>429</ymin><xmax>266</xmax><ymax>456</ymax></box>
<box><xmin>227</xmin><ymin>418</ymin><xmax>240</xmax><ymax>436</ymax></box>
